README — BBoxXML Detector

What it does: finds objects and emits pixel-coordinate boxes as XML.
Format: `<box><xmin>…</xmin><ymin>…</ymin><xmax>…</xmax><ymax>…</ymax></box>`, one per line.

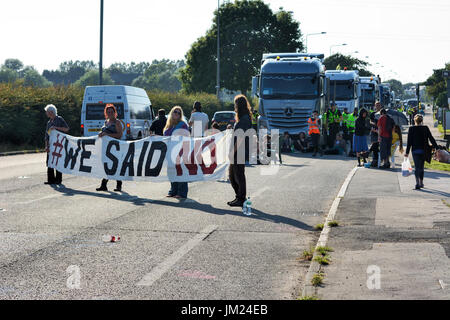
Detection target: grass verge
<box><xmin>424</xmin><ymin>160</ymin><xmax>450</xmax><ymax>172</ymax></box>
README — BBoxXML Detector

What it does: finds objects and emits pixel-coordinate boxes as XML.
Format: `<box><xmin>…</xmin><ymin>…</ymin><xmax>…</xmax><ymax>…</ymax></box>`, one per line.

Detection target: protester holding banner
<box><xmin>227</xmin><ymin>95</ymin><xmax>253</xmax><ymax>208</ymax></box>
<box><xmin>165</xmin><ymin>106</ymin><xmax>190</xmax><ymax>199</ymax></box>
<box><xmin>44</xmin><ymin>104</ymin><xmax>69</xmax><ymax>185</ymax></box>
<box><xmin>96</xmin><ymin>104</ymin><xmax>124</xmax><ymax>192</ymax></box>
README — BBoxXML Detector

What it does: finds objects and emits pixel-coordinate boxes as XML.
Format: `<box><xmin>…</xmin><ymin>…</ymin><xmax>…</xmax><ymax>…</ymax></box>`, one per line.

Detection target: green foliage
<box><xmin>43</xmin><ymin>60</ymin><xmax>96</xmax><ymax>85</ymax></box>
<box><xmin>313</xmin><ymin>255</ymin><xmax>331</xmax><ymax>265</ymax></box>
<box><xmin>424</xmin><ymin>63</ymin><xmax>450</xmax><ymax>107</ymax></box>
<box><xmin>327</xmin><ymin>220</ymin><xmax>339</xmax><ymax>227</ymax></box>
<box><xmin>108</xmin><ymin>62</ymin><xmax>150</xmax><ymax>85</ymax></box>
<box><xmin>324</xmin><ymin>53</ymin><xmax>372</xmax><ymax>76</ymax></box>
<box><xmin>0</xmin><ymin>83</ymin><xmax>83</xmax><ymax>147</ymax></box>
<box><xmin>4</xmin><ymin>58</ymin><xmax>24</xmax><ymax>71</ymax></box>
<box><xmin>22</xmin><ymin>67</ymin><xmax>52</xmax><ymax>87</ymax></box>
<box><xmin>132</xmin><ymin>60</ymin><xmax>184</xmax><ymax>92</ymax></box>
<box><xmin>316</xmin><ymin>246</ymin><xmax>334</xmax><ymax>255</ymax></box>
<box><xmin>74</xmin><ymin>69</ymin><xmax>114</xmax><ymax>87</ymax></box>
<box><xmin>385</xmin><ymin>79</ymin><xmax>403</xmax><ymax>96</ymax></box>
<box><xmin>311</xmin><ymin>272</ymin><xmax>324</xmax><ymax>286</ymax></box>
<box><xmin>314</xmin><ymin>223</ymin><xmax>324</xmax><ymax>231</ymax></box>
<box><xmin>181</xmin><ymin>0</ymin><xmax>303</xmax><ymax>94</ymax></box>
<box><xmin>0</xmin><ymin>67</ymin><xmax>18</xmax><ymax>83</ymax></box>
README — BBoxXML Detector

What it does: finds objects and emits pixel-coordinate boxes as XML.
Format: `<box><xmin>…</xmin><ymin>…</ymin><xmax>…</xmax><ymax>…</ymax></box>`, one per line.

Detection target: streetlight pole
<box><xmin>304</xmin><ymin>32</ymin><xmax>326</xmax><ymax>53</ymax></box>
<box><xmin>216</xmin><ymin>0</ymin><xmax>220</xmax><ymax>100</ymax></box>
<box><xmin>329</xmin><ymin>43</ymin><xmax>347</xmax><ymax>56</ymax></box>
<box><xmin>99</xmin><ymin>0</ymin><xmax>104</xmax><ymax>85</ymax></box>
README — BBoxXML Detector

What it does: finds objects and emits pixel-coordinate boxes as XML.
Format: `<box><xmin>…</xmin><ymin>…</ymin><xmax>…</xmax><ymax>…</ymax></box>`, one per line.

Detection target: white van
<box><xmin>81</xmin><ymin>85</ymin><xmax>154</xmax><ymax>140</ymax></box>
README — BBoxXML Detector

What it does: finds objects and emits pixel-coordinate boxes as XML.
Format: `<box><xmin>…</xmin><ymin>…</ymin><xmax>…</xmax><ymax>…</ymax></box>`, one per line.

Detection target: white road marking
<box><xmin>136</xmin><ymin>225</ymin><xmax>218</xmax><ymax>287</ymax></box>
<box><xmin>302</xmin><ymin>166</ymin><xmax>359</xmax><ymax>297</ymax></box>
<box><xmin>439</xmin><ymin>280</ymin><xmax>447</xmax><ymax>290</ymax></box>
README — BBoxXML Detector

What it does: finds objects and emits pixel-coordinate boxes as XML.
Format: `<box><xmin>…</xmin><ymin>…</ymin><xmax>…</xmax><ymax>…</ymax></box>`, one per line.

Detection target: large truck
<box><xmin>325</xmin><ymin>70</ymin><xmax>360</xmax><ymax>113</ymax></box>
<box><xmin>251</xmin><ymin>53</ymin><xmax>326</xmax><ymax>136</ymax></box>
<box><xmin>379</xmin><ymin>83</ymin><xmax>392</xmax><ymax>108</ymax></box>
<box><xmin>359</xmin><ymin>76</ymin><xmax>380</xmax><ymax>110</ymax></box>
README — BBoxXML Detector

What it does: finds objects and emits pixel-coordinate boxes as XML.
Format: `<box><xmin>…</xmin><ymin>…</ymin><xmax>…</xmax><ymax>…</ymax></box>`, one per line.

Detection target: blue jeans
<box><xmin>169</xmin><ymin>182</ymin><xmax>188</xmax><ymax>198</ymax></box>
<box><xmin>412</xmin><ymin>150</ymin><xmax>425</xmax><ymax>180</ymax></box>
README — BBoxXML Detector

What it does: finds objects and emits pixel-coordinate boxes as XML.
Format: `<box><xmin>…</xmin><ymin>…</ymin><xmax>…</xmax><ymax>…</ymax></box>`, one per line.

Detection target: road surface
<box><xmin>0</xmin><ymin>151</ymin><xmax>354</xmax><ymax>299</ymax></box>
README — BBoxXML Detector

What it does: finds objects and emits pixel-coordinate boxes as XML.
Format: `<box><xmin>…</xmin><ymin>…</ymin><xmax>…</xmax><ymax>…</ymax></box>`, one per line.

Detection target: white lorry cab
<box><xmin>359</xmin><ymin>76</ymin><xmax>380</xmax><ymax>110</ymax></box>
<box><xmin>325</xmin><ymin>70</ymin><xmax>360</xmax><ymax>113</ymax></box>
<box><xmin>81</xmin><ymin>85</ymin><xmax>154</xmax><ymax>140</ymax></box>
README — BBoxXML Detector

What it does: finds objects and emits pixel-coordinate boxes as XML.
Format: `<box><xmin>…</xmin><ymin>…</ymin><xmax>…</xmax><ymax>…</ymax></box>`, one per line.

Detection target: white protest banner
<box><xmin>47</xmin><ymin>129</ymin><xmax>232</xmax><ymax>182</ymax></box>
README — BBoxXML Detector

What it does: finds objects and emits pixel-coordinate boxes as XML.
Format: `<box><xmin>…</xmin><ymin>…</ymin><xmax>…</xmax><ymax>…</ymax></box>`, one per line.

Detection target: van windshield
<box><xmin>329</xmin><ymin>80</ymin><xmax>354</xmax><ymax>100</ymax></box>
<box><xmin>86</xmin><ymin>103</ymin><xmax>125</xmax><ymax>120</ymax></box>
<box><xmin>261</xmin><ymin>74</ymin><xmax>319</xmax><ymax>99</ymax></box>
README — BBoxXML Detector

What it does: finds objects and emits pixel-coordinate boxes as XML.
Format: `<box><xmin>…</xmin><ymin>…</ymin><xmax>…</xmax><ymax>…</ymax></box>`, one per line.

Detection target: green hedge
<box><xmin>0</xmin><ymin>84</ymin><xmax>235</xmax><ymax>148</ymax></box>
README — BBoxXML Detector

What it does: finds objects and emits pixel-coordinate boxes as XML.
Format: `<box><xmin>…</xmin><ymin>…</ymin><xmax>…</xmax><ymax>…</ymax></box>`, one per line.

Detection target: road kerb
<box><xmin>301</xmin><ymin>166</ymin><xmax>358</xmax><ymax>298</ymax></box>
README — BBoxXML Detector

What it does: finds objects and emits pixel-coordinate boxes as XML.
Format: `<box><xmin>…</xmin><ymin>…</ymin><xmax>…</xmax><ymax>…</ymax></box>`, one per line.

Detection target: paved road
<box><xmin>0</xmin><ymin>151</ymin><xmax>355</xmax><ymax>299</ymax></box>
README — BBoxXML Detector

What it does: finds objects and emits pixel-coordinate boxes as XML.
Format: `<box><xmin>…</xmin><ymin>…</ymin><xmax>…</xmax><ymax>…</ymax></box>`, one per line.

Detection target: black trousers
<box><xmin>100</xmin><ymin>179</ymin><xmax>122</xmax><ymax>189</ymax></box>
<box><xmin>327</xmin><ymin>125</ymin><xmax>339</xmax><ymax>148</ymax></box>
<box><xmin>311</xmin><ymin>133</ymin><xmax>321</xmax><ymax>154</ymax></box>
<box><xmin>46</xmin><ymin>154</ymin><xmax>62</xmax><ymax>183</ymax></box>
<box><xmin>370</xmin><ymin>141</ymin><xmax>379</xmax><ymax>164</ymax></box>
<box><xmin>229</xmin><ymin>164</ymin><xmax>246</xmax><ymax>202</ymax></box>
<box><xmin>412</xmin><ymin>153</ymin><xmax>425</xmax><ymax>180</ymax></box>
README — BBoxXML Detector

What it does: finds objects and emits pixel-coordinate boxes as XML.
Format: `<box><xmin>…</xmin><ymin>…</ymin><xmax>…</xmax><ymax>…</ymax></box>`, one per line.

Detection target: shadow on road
<box><xmin>150</xmin><ymin>199</ymin><xmax>315</xmax><ymax>231</ymax></box>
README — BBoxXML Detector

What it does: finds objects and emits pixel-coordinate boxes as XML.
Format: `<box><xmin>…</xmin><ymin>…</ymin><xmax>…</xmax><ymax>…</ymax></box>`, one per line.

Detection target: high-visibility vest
<box><xmin>308</xmin><ymin>118</ymin><xmax>320</xmax><ymax>135</ymax></box>
<box><xmin>252</xmin><ymin>111</ymin><xmax>259</xmax><ymax>125</ymax></box>
<box><xmin>326</xmin><ymin>109</ymin><xmax>341</xmax><ymax>125</ymax></box>
<box><xmin>342</xmin><ymin>112</ymin><xmax>349</xmax><ymax>127</ymax></box>
<box><xmin>346</xmin><ymin>114</ymin><xmax>356</xmax><ymax>133</ymax></box>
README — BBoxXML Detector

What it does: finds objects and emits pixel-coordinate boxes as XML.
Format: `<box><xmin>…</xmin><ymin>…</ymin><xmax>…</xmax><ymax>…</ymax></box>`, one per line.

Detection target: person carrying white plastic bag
<box><xmin>402</xmin><ymin>157</ymin><xmax>413</xmax><ymax>177</ymax></box>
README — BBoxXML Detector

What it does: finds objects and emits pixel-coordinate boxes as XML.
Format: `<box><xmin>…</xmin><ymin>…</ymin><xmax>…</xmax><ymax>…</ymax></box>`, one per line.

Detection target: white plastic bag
<box><xmin>402</xmin><ymin>158</ymin><xmax>413</xmax><ymax>177</ymax></box>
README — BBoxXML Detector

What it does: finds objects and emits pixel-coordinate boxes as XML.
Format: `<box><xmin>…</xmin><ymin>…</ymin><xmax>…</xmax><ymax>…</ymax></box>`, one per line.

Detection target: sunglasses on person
<box><xmin>173</xmin><ymin>110</ymin><xmax>181</xmax><ymax>115</ymax></box>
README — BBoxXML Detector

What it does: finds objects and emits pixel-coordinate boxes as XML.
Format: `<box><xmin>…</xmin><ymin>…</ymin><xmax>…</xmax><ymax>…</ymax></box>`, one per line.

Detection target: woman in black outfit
<box><xmin>404</xmin><ymin>114</ymin><xmax>438</xmax><ymax>189</ymax></box>
<box><xmin>227</xmin><ymin>95</ymin><xmax>253</xmax><ymax>207</ymax></box>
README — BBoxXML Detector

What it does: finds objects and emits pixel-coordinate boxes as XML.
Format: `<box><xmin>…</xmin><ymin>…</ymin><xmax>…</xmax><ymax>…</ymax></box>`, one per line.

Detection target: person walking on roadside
<box><xmin>188</xmin><ymin>101</ymin><xmax>209</xmax><ymax>137</ymax></box>
<box><xmin>390</xmin><ymin>124</ymin><xmax>404</xmax><ymax>167</ymax></box>
<box><xmin>44</xmin><ymin>104</ymin><xmax>69</xmax><ymax>185</ymax></box>
<box><xmin>165</xmin><ymin>106</ymin><xmax>190</xmax><ymax>199</ymax></box>
<box><xmin>377</xmin><ymin>108</ymin><xmax>395</xmax><ymax>169</ymax></box>
<box><xmin>369</xmin><ymin>101</ymin><xmax>382</xmax><ymax>167</ymax></box>
<box><xmin>227</xmin><ymin>95</ymin><xmax>253</xmax><ymax>208</ymax></box>
<box><xmin>325</xmin><ymin>103</ymin><xmax>342</xmax><ymax>149</ymax></box>
<box><xmin>96</xmin><ymin>104</ymin><xmax>124</xmax><ymax>192</ymax></box>
<box><xmin>354</xmin><ymin>108</ymin><xmax>370</xmax><ymax>167</ymax></box>
<box><xmin>404</xmin><ymin>114</ymin><xmax>438</xmax><ymax>190</ymax></box>
<box><xmin>346</xmin><ymin>108</ymin><xmax>357</xmax><ymax>156</ymax></box>
<box><xmin>149</xmin><ymin>109</ymin><xmax>167</xmax><ymax>136</ymax></box>
<box><xmin>308</xmin><ymin>111</ymin><xmax>322</xmax><ymax>157</ymax></box>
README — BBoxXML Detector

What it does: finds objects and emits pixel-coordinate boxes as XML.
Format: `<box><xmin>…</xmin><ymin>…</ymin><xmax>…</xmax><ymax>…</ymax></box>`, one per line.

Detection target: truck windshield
<box><xmin>329</xmin><ymin>80</ymin><xmax>354</xmax><ymax>100</ymax></box>
<box><xmin>360</xmin><ymin>84</ymin><xmax>375</xmax><ymax>102</ymax></box>
<box><xmin>86</xmin><ymin>103</ymin><xmax>125</xmax><ymax>120</ymax></box>
<box><xmin>261</xmin><ymin>74</ymin><xmax>319</xmax><ymax>99</ymax></box>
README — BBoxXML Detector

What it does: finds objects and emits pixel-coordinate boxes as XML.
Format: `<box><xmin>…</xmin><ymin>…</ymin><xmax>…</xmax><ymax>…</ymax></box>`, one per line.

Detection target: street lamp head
<box><xmin>321</xmin><ymin>32</ymin><xmax>327</xmax><ymax>34</ymax></box>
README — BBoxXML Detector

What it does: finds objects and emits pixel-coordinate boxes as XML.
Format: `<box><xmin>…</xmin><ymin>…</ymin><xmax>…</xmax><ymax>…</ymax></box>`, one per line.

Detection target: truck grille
<box><xmin>266</xmin><ymin>107</ymin><xmax>311</xmax><ymax>131</ymax></box>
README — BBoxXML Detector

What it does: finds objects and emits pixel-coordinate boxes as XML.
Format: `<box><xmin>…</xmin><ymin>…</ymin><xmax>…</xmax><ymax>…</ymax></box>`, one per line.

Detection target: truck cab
<box><xmin>325</xmin><ymin>70</ymin><xmax>360</xmax><ymax>113</ymax></box>
<box><xmin>359</xmin><ymin>76</ymin><xmax>380</xmax><ymax>110</ymax></box>
<box><xmin>251</xmin><ymin>53</ymin><xmax>326</xmax><ymax>137</ymax></box>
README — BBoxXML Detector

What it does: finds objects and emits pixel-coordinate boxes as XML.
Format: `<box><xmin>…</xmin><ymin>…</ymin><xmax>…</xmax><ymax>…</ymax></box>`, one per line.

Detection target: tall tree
<box><xmin>108</xmin><ymin>62</ymin><xmax>150</xmax><ymax>85</ymax></box>
<box><xmin>74</xmin><ymin>69</ymin><xmax>114</xmax><ymax>88</ymax></box>
<box><xmin>180</xmin><ymin>0</ymin><xmax>303</xmax><ymax>94</ymax></box>
<box><xmin>385</xmin><ymin>79</ymin><xmax>403</xmax><ymax>96</ymax></box>
<box><xmin>3</xmin><ymin>58</ymin><xmax>24</xmax><ymax>72</ymax></box>
<box><xmin>424</xmin><ymin>62</ymin><xmax>450</xmax><ymax>107</ymax></box>
<box><xmin>43</xmin><ymin>60</ymin><xmax>96</xmax><ymax>85</ymax></box>
<box><xmin>132</xmin><ymin>59</ymin><xmax>184</xmax><ymax>92</ymax></box>
<box><xmin>324</xmin><ymin>53</ymin><xmax>372</xmax><ymax>76</ymax></box>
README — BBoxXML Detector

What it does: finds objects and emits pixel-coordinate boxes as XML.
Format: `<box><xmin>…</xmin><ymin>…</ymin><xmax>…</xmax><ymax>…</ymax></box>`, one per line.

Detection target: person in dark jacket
<box><xmin>404</xmin><ymin>114</ymin><xmax>438</xmax><ymax>189</ymax></box>
<box><xmin>150</xmin><ymin>109</ymin><xmax>167</xmax><ymax>136</ymax></box>
<box><xmin>369</xmin><ymin>101</ymin><xmax>382</xmax><ymax>167</ymax></box>
<box><xmin>44</xmin><ymin>104</ymin><xmax>69</xmax><ymax>185</ymax></box>
<box><xmin>353</xmin><ymin>108</ymin><xmax>370</xmax><ymax>166</ymax></box>
<box><xmin>227</xmin><ymin>95</ymin><xmax>253</xmax><ymax>207</ymax></box>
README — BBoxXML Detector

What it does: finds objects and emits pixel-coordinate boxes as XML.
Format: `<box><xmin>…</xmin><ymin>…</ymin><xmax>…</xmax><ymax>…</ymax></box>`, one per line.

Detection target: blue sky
<box><xmin>1</xmin><ymin>0</ymin><xmax>449</xmax><ymax>83</ymax></box>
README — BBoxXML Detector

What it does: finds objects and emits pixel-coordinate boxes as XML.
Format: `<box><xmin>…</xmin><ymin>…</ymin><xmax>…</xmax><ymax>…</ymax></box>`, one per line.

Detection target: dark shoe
<box><xmin>114</xmin><ymin>187</ymin><xmax>122</xmax><ymax>192</ymax></box>
<box><xmin>415</xmin><ymin>185</ymin><xmax>421</xmax><ymax>190</ymax></box>
<box><xmin>228</xmin><ymin>199</ymin><xmax>244</xmax><ymax>207</ymax></box>
<box><xmin>114</xmin><ymin>181</ymin><xmax>122</xmax><ymax>192</ymax></box>
<box><xmin>44</xmin><ymin>181</ymin><xmax>55</xmax><ymax>185</ymax></box>
<box><xmin>227</xmin><ymin>199</ymin><xmax>238</xmax><ymax>206</ymax></box>
<box><xmin>96</xmin><ymin>186</ymin><xmax>108</xmax><ymax>192</ymax></box>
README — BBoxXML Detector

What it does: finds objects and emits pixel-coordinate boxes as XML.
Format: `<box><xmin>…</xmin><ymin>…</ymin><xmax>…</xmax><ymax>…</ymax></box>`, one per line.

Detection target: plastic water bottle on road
<box><xmin>243</xmin><ymin>197</ymin><xmax>252</xmax><ymax>216</ymax></box>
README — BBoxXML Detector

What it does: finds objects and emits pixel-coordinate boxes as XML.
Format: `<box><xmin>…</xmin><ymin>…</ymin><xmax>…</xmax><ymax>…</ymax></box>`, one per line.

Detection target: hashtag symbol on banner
<box><xmin>51</xmin><ymin>134</ymin><xmax>66</xmax><ymax>166</ymax></box>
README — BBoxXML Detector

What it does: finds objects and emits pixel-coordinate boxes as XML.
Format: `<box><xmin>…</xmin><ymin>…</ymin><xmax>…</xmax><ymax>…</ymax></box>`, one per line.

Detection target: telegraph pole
<box><xmin>216</xmin><ymin>0</ymin><xmax>220</xmax><ymax>99</ymax></box>
<box><xmin>99</xmin><ymin>0</ymin><xmax>104</xmax><ymax>85</ymax></box>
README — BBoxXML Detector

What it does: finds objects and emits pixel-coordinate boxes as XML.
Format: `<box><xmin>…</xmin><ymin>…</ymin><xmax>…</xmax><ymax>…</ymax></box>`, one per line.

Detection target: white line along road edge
<box><xmin>302</xmin><ymin>166</ymin><xmax>359</xmax><ymax>297</ymax></box>
<box><xmin>137</xmin><ymin>225</ymin><xmax>218</xmax><ymax>287</ymax></box>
